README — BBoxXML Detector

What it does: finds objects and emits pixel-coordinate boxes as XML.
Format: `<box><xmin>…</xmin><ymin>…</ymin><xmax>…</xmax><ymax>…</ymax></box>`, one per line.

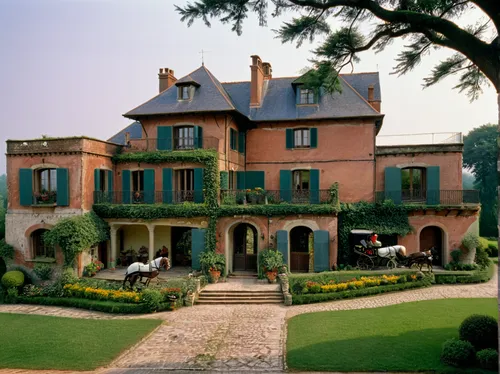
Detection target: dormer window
<box><xmin>299</xmin><ymin>88</ymin><xmax>315</xmax><ymax>104</ymax></box>
<box><xmin>175</xmin><ymin>79</ymin><xmax>200</xmax><ymax>101</ymax></box>
<box><xmin>179</xmin><ymin>85</ymin><xmax>192</xmax><ymax>100</ymax></box>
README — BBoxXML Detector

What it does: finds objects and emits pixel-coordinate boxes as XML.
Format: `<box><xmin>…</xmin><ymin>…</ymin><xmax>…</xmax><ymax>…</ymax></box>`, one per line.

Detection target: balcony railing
<box><xmin>124</xmin><ymin>137</ymin><xmax>219</xmax><ymax>152</ymax></box>
<box><xmin>376</xmin><ymin>190</ymin><xmax>480</xmax><ymax>205</ymax></box>
<box><xmin>220</xmin><ymin>189</ymin><xmax>333</xmax><ymax>205</ymax></box>
<box><xmin>376</xmin><ymin>132</ymin><xmax>463</xmax><ymax>146</ymax></box>
<box><xmin>93</xmin><ymin>190</ymin><xmax>203</xmax><ymax>204</ymax></box>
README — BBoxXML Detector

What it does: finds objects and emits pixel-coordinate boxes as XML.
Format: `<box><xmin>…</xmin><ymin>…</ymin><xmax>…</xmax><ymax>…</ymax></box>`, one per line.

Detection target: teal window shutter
<box><xmin>122</xmin><ymin>170</ymin><xmax>131</xmax><ymax>203</ymax></box>
<box><xmin>220</xmin><ymin>171</ymin><xmax>229</xmax><ymax>190</ymax></box>
<box><xmin>19</xmin><ymin>168</ymin><xmax>33</xmax><ymax>206</ymax></box>
<box><xmin>195</xmin><ymin>126</ymin><xmax>203</xmax><ymax>149</ymax></box>
<box><xmin>56</xmin><ymin>168</ymin><xmax>69</xmax><ymax>206</ymax></box>
<box><xmin>191</xmin><ymin>228</ymin><xmax>205</xmax><ymax>271</ymax></box>
<box><xmin>314</xmin><ymin>230</ymin><xmax>330</xmax><ymax>272</ymax></box>
<box><xmin>286</xmin><ymin>129</ymin><xmax>294</xmax><ymax>149</ymax></box>
<box><xmin>310</xmin><ymin>128</ymin><xmax>318</xmax><ymax>148</ymax></box>
<box><xmin>157</xmin><ymin>126</ymin><xmax>172</xmax><ymax>150</ymax></box>
<box><xmin>309</xmin><ymin>169</ymin><xmax>320</xmax><ymax>204</ymax></box>
<box><xmin>245</xmin><ymin>171</ymin><xmax>265</xmax><ymax>189</ymax></box>
<box><xmin>426</xmin><ymin>166</ymin><xmax>440</xmax><ymax>205</ymax></box>
<box><xmin>280</xmin><ymin>170</ymin><xmax>292</xmax><ymax>202</ymax></box>
<box><xmin>276</xmin><ymin>230</ymin><xmax>288</xmax><ymax>267</ymax></box>
<box><xmin>384</xmin><ymin>167</ymin><xmax>402</xmax><ymax>205</ymax></box>
<box><xmin>144</xmin><ymin>169</ymin><xmax>155</xmax><ymax>204</ymax></box>
<box><xmin>94</xmin><ymin>169</ymin><xmax>100</xmax><ymax>191</ymax></box>
<box><xmin>162</xmin><ymin>168</ymin><xmax>173</xmax><ymax>203</ymax></box>
<box><xmin>236</xmin><ymin>171</ymin><xmax>246</xmax><ymax>190</ymax></box>
<box><xmin>107</xmin><ymin>170</ymin><xmax>113</xmax><ymax>203</ymax></box>
<box><xmin>194</xmin><ymin>168</ymin><xmax>204</xmax><ymax>203</ymax></box>
<box><xmin>238</xmin><ymin>132</ymin><xmax>245</xmax><ymax>154</ymax></box>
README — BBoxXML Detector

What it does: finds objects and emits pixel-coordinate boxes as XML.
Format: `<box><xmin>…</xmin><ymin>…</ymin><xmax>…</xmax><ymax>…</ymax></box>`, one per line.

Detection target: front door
<box><xmin>233</xmin><ymin>224</ymin><xmax>257</xmax><ymax>272</ymax></box>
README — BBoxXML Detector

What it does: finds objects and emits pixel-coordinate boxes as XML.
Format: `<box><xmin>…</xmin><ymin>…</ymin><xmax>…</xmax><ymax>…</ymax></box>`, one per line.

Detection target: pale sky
<box><xmin>0</xmin><ymin>0</ymin><xmax>497</xmax><ymax>174</ymax></box>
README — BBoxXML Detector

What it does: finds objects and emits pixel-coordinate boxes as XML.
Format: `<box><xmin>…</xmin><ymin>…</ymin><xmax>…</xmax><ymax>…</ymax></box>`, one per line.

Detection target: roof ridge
<box><xmin>202</xmin><ymin>65</ymin><xmax>236</xmax><ymax>110</ymax></box>
<box><xmin>340</xmin><ymin>72</ymin><xmax>379</xmax><ymax>75</ymax></box>
<box><xmin>222</xmin><ymin>80</ymin><xmax>250</xmax><ymax>84</ymax></box>
<box><xmin>339</xmin><ymin>75</ymin><xmax>380</xmax><ymax>115</ymax></box>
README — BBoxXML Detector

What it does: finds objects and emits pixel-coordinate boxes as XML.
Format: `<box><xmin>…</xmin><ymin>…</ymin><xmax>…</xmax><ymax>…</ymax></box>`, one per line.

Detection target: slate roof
<box><xmin>107</xmin><ymin>121</ymin><xmax>142</xmax><ymax>144</ymax></box>
<box><xmin>342</xmin><ymin>72</ymin><xmax>381</xmax><ymax>102</ymax></box>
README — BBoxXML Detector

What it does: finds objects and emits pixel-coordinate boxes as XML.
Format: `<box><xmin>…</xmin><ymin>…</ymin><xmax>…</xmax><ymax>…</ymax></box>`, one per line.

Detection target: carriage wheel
<box><xmin>386</xmin><ymin>258</ymin><xmax>397</xmax><ymax>270</ymax></box>
<box><xmin>357</xmin><ymin>256</ymin><xmax>374</xmax><ymax>270</ymax></box>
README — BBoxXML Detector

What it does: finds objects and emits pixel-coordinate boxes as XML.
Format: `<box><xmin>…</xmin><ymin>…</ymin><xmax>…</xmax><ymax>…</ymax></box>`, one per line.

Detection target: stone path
<box><xmin>0</xmin><ymin>267</ymin><xmax>496</xmax><ymax>373</ymax></box>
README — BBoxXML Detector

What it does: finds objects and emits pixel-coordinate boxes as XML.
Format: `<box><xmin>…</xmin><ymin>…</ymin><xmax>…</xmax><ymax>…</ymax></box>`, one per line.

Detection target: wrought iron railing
<box><xmin>220</xmin><ymin>189</ymin><xmax>332</xmax><ymax>205</ymax></box>
<box><xmin>376</xmin><ymin>190</ymin><xmax>480</xmax><ymax>205</ymax></box>
<box><xmin>93</xmin><ymin>190</ymin><xmax>203</xmax><ymax>204</ymax></box>
<box><xmin>124</xmin><ymin>137</ymin><xmax>219</xmax><ymax>152</ymax></box>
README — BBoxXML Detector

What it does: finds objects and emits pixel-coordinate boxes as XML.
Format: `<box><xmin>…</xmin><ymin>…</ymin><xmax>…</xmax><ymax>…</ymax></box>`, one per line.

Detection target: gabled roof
<box><xmin>124</xmin><ymin>66</ymin><xmax>236</xmax><ymax>118</ymax></box>
<box><xmin>107</xmin><ymin>121</ymin><xmax>142</xmax><ymax>144</ymax></box>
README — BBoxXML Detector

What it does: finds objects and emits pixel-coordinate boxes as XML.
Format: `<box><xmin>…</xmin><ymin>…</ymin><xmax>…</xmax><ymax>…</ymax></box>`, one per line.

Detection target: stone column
<box><xmin>109</xmin><ymin>225</ymin><xmax>118</xmax><ymax>270</ymax></box>
<box><xmin>148</xmin><ymin>224</ymin><xmax>155</xmax><ymax>261</ymax></box>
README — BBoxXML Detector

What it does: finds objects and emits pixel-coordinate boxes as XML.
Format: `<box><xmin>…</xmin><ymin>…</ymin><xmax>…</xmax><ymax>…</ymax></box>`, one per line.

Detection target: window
<box><xmin>293</xmin><ymin>170</ymin><xmax>310</xmax><ymax>191</ymax></box>
<box><xmin>36</xmin><ymin>168</ymin><xmax>57</xmax><ymax>193</ymax></box>
<box><xmin>299</xmin><ymin>88</ymin><xmax>315</xmax><ymax>104</ymax></box>
<box><xmin>175</xmin><ymin>126</ymin><xmax>195</xmax><ymax>149</ymax></box>
<box><xmin>132</xmin><ymin>170</ymin><xmax>144</xmax><ymax>192</ymax></box>
<box><xmin>294</xmin><ymin>129</ymin><xmax>310</xmax><ymax>148</ymax></box>
<box><xmin>179</xmin><ymin>85</ymin><xmax>191</xmax><ymax>100</ymax></box>
<box><xmin>230</xmin><ymin>128</ymin><xmax>238</xmax><ymax>151</ymax></box>
<box><xmin>401</xmin><ymin>167</ymin><xmax>426</xmax><ymax>202</ymax></box>
<box><xmin>99</xmin><ymin>170</ymin><xmax>107</xmax><ymax>192</ymax></box>
<box><xmin>175</xmin><ymin>169</ymin><xmax>195</xmax><ymax>202</ymax></box>
<box><xmin>32</xmin><ymin>229</ymin><xmax>55</xmax><ymax>258</ymax></box>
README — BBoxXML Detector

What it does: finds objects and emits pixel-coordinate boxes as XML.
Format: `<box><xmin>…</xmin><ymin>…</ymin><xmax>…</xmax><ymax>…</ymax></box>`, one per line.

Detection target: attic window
<box><xmin>179</xmin><ymin>86</ymin><xmax>192</xmax><ymax>100</ymax></box>
<box><xmin>299</xmin><ymin>88</ymin><xmax>315</xmax><ymax>104</ymax></box>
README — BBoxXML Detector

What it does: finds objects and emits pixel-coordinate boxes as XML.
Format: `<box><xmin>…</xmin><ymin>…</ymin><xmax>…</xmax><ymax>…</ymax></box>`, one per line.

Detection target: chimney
<box><xmin>367</xmin><ymin>84</ymin><xmax>381</xmax><ymax>112</ymax></box>
<box><xmin>250</xmin><ymin>55</ymin><xmax>264</xmax><ymax>107</ymax></box>
<box><xmin>262</xmin><ymin>62</ymin><xmax>272</xmax><ymax>80</ymax></box>
<box><xmin>158</xmin><ymin>68</ymin><xmax>177</xmax><ymax>93</ymax></box>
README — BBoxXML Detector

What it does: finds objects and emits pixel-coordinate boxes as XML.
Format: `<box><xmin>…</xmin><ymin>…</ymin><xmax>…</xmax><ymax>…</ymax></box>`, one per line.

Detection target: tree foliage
<box><xmin>463</xmin><ymin>124</ymin><xmax>498</xmax><ymax>237</ymax></box>
<box><xmin>175</xmin><ymin>0</ymin><xmax>500</xmax><ymax>98</ymax></box>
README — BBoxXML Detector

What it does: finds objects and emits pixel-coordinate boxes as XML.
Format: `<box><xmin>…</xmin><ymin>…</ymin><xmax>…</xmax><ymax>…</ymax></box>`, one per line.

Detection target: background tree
<box><xmin>463</xmin><ymin>124</ymin><xmax>498</xmax><ymax>237</ymax></box>
<box><xmin>176</xmin><ymin>1</ymin><xmax>499</xmax><ymax>121</ymax></box>
<box><xmin>462</xmin><ymin>172</ymin><xmax>475</xmax><ymax>190</ymax></box>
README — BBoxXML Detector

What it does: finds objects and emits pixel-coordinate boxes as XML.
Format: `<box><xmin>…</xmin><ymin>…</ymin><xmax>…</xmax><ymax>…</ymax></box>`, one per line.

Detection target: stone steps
<box><xmin>196</xmin><ymin>290</ymin><xmax>283</xmax><ymax>305</ymax></box>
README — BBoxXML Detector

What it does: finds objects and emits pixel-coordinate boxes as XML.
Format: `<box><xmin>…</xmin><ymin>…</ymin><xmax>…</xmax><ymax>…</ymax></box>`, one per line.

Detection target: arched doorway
<box><xmin>233</xmin><ymin>223</ymin><xmax>257</xmax><ymax>272</ymax></box>
<box><xmin>420</xmin><ymin>226</ymin><xmax>443</xmax><ymax>266</ymax></box>
<box><xmin>31</xmin><ymin>229</ymin><xmax>55</xmax><ymax>259</ymax></box>
<box><xmin>290</xmin><ymin>226</ymin><xmax>312</xmax><ymax>272</ymax></box>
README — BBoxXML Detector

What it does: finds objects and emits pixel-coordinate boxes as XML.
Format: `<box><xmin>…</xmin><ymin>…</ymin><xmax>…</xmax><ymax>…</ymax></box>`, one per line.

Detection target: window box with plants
<box><xmin>34</xmin><ymin>190</ymin><xmax>57</xmax><ymax>205</ymax></box>
<box><xmin>199</xmin><ymin>251</ymin><xmax>226</xmax><ymax>284</ymax></box>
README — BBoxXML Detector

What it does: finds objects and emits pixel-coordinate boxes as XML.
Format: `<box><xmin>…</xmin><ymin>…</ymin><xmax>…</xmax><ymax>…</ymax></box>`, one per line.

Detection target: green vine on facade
<box><xmin>328</xmin><ymin>182</ymin><xmax>340</xmax><ymax>209</ymax></box>
<box><xmin>43</xmin><ymin>212</ymin><xmax>110</xmax><ymax>266</ymax></box>
<box><xmin>220</xmin><ymin>171</ymin><xmax>229</xmax><ymax>190</ymax></box>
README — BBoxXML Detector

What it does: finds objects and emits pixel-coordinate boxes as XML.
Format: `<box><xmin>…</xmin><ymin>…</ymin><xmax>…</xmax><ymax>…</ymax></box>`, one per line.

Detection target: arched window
<box><xmin>31</xmin><ymin>229</ymin><xmax>55</xmax><ymax>258</ymax></box>
<box><xmin>401</xmin><ymin>167</ymin><xmax>426</xmax><ymax>202</ymax></box>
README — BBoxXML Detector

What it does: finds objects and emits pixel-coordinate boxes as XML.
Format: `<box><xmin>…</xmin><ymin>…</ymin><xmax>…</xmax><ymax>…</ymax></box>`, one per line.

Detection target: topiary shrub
<box><xmin>1</xmin><ymin>270</ymin><xmax>25</xmax><ymax>289</ymax></box>
<box><xmin>440</xmin><ymin>338</ymin><xmax>475</xmax><ymax>367</ymax></box>
<box><xmin>476</xmin><ymin>349</ymin><xmax>499</xmax><ymax>371</ymax></box>
<box><xmin>459</xmin><ymin>314</ymin><xmax>498</xmax><ymax>350</ymax></box>
<box><xmin>33</xmin><ymin>263</ymin><xmax>54</xmax><ymax>280</ymax></box>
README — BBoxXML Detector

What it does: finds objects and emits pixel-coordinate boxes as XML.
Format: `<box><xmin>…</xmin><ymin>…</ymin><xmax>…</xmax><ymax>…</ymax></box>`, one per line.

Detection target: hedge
<box><xmin>291</xmin><ymin>278</ymin><xmax>432</xmax><ymax>305</ymax></box>
<box><xmin>15</xmin><ymin>296</ymin><xmax>173</xmax><ymax>314</ymax></box>
<box><xmin>434</xmin><ymin>263</ymin><xmax>494</xmax><ymax>284</ymax></box>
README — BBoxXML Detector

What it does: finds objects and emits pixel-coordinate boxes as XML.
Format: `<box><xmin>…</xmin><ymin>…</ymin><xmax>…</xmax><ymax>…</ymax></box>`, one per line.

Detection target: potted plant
<box><xmin>125</xmin><ymin>247</ymin><xmax>137</xmax><ymax>265</ymax></box>
<box><xmin>138</xmin><ymin>246</ymin><xmax>149</xmax><ymax>264</ymax></box>
<box><xmin>199</xmin><ymin>251</ymin><xmax>226</xmax><ymax>284</ymax></box>
<box><xmin>259</xmin><ymin>249</ymin><xmax>284</xmax><ymax>283</ymax></box>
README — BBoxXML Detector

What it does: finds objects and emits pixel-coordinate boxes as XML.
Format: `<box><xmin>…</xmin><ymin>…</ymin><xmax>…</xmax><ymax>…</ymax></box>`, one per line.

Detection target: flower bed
<box><xmin>63</xmin><ymin>284</ymin><xmax>141</xmax><ymax>303</ymax></box>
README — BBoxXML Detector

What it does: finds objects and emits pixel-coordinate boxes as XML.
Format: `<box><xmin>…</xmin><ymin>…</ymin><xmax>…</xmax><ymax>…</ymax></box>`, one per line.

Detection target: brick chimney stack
<box><xmin>262</xmin><ymin>62</ymin><xmax>272</xmax><ymax>80</ymax></box>
<box><xmin>367</xmin><ymin>84</ymin><xmax>381</xmax><ymax>112</ymax></box>
<box><xmin>159</xmin><ymin>68</ymin><xmax>177</xmax><ymax>93</ymax></box>
<box><xmin>250</xmin><ymin>55</ymin><xmax>264</xmax><ymax>107</ymax></box>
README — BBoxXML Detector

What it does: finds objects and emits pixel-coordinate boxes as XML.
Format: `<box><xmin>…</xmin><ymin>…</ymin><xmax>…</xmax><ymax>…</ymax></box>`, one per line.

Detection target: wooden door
<box><xmin>419</xmin><ymin>226</ymin><xmax>442</xmax><ymax>265</ymax></box>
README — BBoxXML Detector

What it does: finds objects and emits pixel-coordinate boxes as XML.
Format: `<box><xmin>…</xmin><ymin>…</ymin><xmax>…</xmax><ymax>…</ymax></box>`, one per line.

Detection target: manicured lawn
<box><xmin>287</xmin><ymin>298</ymin><xmax>497</xmax><ymax>373</ymax></box>
<box><xmin>0</xmin><ymin>313</ymin><xmax>162</xmax><ymax>370</ymax></box>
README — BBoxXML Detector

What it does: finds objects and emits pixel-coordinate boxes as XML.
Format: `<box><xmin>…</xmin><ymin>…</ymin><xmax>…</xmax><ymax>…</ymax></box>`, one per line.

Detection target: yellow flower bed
<box><xmin>63</xmin><ymin>284</ymin><xmax>141</xmax><ymax>303</ymax></box>
<box><xmin>319</xmin><ymin>275</ymin><xmax>404</xmax><ymax>294</ymax></box>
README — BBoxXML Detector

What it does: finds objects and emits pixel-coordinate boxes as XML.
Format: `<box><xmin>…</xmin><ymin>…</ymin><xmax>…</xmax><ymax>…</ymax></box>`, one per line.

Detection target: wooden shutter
<box><xmin>93</xmin><ymin>169</ymin><xmax>101</xmax><ymax>203</ymax></box>
<box><xmin>384</xmin><ymin>167</ymin><xmax>402</xmax><ymax>205</ymax></box>
<box><xmin>194</xmin><ymin>168</ymin><xmax>204</xmax><ymax>203</ymax></box>
<box><xmin>107</xmin><ymin>170</ymin><xmax>113</xmax><ymax>203</ymax></box>
<box><xmin>19</xmin><ymin>168</ymin><xmax>33</xmax><ymax>206</ymax></box>
<box><xmin>286</xmin><ymin>129</ymin><xmax>294</xmax><ymax>149</ymax></box>
<box><xmin>313</xmin><ymin>230</ymin><xmax>329</xmax><ymax>272</ymax></box>
<box><xmin>56</xmin><ymin>168</ymin><xmax>69</xmax><ymax>206</ymax></box>
<box><xmin>276</xmin><ymin>230</ymin><xmax>288</xmax><ymax>267</ymax></box>
<box><xmin>195</xmin><ymin>126</ymin><xmax>203</xmax><ymax>149</ymax></box>
<box><xmin>191</xmin><ymin>228</ymin><xmax>205</xmax><ymax>271</ymax></box>
<box><xmin>122</xmin><ymin>170</ymin><xmax>131</xmax><ymax>204</ymax></box>
<box><xmin>309</xmin><ymin>169</ymin><xmax>320</xmax><ymax>203</ymax></box>
<box><xmin>238</xmin><ymin>131</ymin><xmax>245</xmax><ymax>154</ymax></box>
<box><xmin>144</xmin><ymin>169</ymin><xmax>155</xmax><ymax>204</ymax></box>
<box><xmin>310</xmin><ymin>128</ymin><xmax>318</xmax><ymax>148</ymax></box>
<box><xmin>236</xmin><ymin>171</ymin><xmax>245</xmax><ymax>190</ymax></box>
<box><xmin>426</xmin><ymin>166</ymin><xmax>440</xmax><ymax>205</ymax></box>
<box><xmin>245</xmin><ymin>171</ymin><xmax>265</xmax><ymax>189</ymax></box>
<box><xmin>280</xmin><ymin>170</ymin><xmax>292</xmax><ymax>202</ymax></box>
<box><xmin>162</xmin><ymin>168</ymin><xmax>173</xmax><ymax>203</ymax></box>
<box><xmin>157</xmin><ymin>126</ymin><xmax>172</xmax><ymax>150</ymax></box>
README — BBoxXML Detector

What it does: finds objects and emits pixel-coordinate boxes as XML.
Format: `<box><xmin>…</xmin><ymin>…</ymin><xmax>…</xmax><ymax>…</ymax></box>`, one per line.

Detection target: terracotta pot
<box><xmin>209</xmin><ymin>269</ymin><xmax>221</xmax><ymax>283</ymax></box>
<box><xmin>266</xmin><ymin>271</ymin><xmax>278</xmax><ymax>283</ymax></box>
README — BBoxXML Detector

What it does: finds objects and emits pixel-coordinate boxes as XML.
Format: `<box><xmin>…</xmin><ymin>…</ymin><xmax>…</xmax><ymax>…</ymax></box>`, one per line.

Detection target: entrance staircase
<box><xmin>195</xmin><ymin>273</ymin><xmax>284</xmax><ymax>305</ymax></box>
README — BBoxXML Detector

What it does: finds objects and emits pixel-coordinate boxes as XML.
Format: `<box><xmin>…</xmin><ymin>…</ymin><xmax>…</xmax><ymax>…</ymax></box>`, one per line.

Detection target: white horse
<box><xmin>123</xmin><ymin>257</ymin><xmax>171</xmax><ymax>288</ymax></box>
<box><xmin>377</xmin><ymin>245</ymin><xmax>407</xmax><ymax>258</ymax></box>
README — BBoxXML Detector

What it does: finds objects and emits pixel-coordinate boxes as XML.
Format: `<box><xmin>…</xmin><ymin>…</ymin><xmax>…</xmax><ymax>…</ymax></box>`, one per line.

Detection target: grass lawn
<box><xmin>287</xmin><ymin>298</ymin><xmax>497</xmax><ymax>373</ymax></box>
<box><xmin>0</xmin><ymin>313</ymin><xmax>162</xmax><ymax>370</ymax></box>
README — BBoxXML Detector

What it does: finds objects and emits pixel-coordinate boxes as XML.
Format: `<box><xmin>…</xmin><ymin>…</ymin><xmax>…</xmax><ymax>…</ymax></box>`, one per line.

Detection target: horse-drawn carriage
<box><xmin>352</xmin><ymin>229</ymin><xmax>436</xmax><ymax>271</ymax></box>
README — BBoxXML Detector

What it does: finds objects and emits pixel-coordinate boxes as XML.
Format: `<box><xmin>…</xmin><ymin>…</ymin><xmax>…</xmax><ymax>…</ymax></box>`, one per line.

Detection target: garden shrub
<box><xmin>141</xmin><ymin>289</ymin><xmax>163</xmax><ymax>312</ymax></box>
<box><xmin>476</xmin><ymin>349</ymin><xmax>499</xmax><ymax>371</ymax></box>
<box><xmin>487</xmin><ymin>243</ymin><xmax>498</xmax><ymax>257</ymax></box>
<box><xmin>0</xmin><ymin>239</ymin><xmax>14</xmax><ymax>259</ymax></box>
<box><xmin>459</xmin><ymin>314</ymin><xmax>498</xmax><ymax>350</ymax></box>
<box><xmin>0</xmin><ymin>257</ymin><xmax>6</xmax><ymax>280</ymax></box>
<box><xmin>33</xmin><ymin>263</ymin><xmax>54</xmax><ymax>280</ymax></box>
<box><xmin>63</xmin><ymin>283</ymin><xmax>141</xmax><ymax>303</ymax></box>
<box><xmin>450</xmin><ymin>249</ymin><xmax>462</xmax><ymax>263</ymax></box>
<box><xmin>474</xmin><ymin>246</ymin><xmax>491</xmax><ymax>269</ymax></box>
<box><xmin>160</xmin><ymin>287</ymin><xmax>183</xmax><ymax>302</ymax></box>
<box><xmin>7</xmin><ymin>264</ymin><xmax>40</xmax><ymax>285</ymax></box>
<box><xmin>1</xmin><ymin>270</ymin><xmax>24</xmax><ymax>288</ymax></box>
<box><xmin>461</xmin><ymin>232</ymin><xmax>480</xmax><ymax>251</ymax></box>
<box><xmin>6</xmin><ymin>287</ymin><xmax>19</xmax><ymax>303</ymax></box>
<box><xmin>441</xmin><ymin>338</ymin><xmax>475</xmax><ymax>367</ymax></box>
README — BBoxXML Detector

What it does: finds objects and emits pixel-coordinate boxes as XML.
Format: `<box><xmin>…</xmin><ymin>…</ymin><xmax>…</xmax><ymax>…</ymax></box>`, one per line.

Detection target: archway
<box><xmin>290</xmin><ymin>226</ymin><xmax>313</xmax><ymax>272</ymax></box>
<box><xmin>233</xmin><ymin>223</ymin><xmax>258</xmax><ymax>272</ymax></box>
<box><xmin>420</xmin><ymin>226</ymin><xmax>444</xmax><ymax>266</ymax></box>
